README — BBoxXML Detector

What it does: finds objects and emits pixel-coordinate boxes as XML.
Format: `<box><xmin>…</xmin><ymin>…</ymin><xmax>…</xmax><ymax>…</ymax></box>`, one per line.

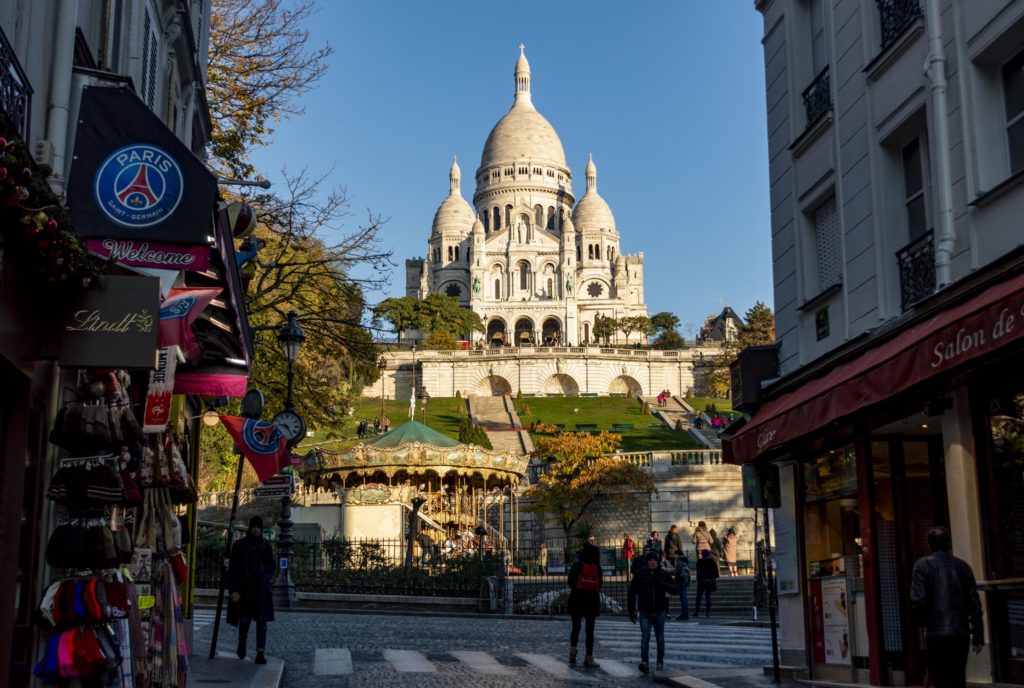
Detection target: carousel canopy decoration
<box><xmin>315</xmin><ymin>420</ymin><xmax>529</xmax><ymax>482</ymax></box>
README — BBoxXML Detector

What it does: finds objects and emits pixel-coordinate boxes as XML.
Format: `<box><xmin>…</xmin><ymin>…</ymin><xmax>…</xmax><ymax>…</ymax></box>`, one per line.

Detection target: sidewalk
<box><xmin>189</xmin><ymin>641</ymin><xmax>284</xmax><ymax>688</ymax></box>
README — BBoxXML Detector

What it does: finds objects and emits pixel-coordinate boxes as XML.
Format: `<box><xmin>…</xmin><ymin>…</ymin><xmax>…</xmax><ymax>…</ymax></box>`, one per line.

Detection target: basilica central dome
<box><xmin>479</xmin><ymin>46</ymin><xmax>567</xmax><ymax>170</ymax></box>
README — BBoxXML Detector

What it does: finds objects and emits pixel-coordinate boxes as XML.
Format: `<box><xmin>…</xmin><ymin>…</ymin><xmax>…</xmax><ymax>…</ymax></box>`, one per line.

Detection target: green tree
<box><xmin>418</xmin><ymin>294</ymin><xmax>483</xmax><ymax>337</ymax></box>
<box><xmin>649</xmin><ymin>311</ymin><xmax>680</xmax><ymax>335</ymax></box>
<box><xmin>738</xmin><ymin>301</ymin><xmax>776</xmax><ymax>348</ymax></box>
<box><xmin>458</xmin><ymin>417</ymin><xmax>493</xmax><ymax>449</ymax></box>
<box><xmin>653</xmin><ymin>329</ymin><xmax>685</xmax><ymax>350</ymax></box>
<box><xmin>523</xmin><ymin>432</ymin><xmax>655</xmax><ymax>542</ymax></box>
<box><xmin>619</xmin><ymin>315</ymin><xmax>650</xmax><ymax>345</ymax></box>
<box><xmin>593</xmin><ymin>315</ymin><xmax>617</xmax><ymax>345</ymax></box>
<box><xmin>422</xmin><ymin>329</ymin><xmax>457</xmax><ymax>350</ymax></box>
<box><xmin>373</xmin><ymin>296</ymin><xmax>421</xmax><ymax>343</ymax></box>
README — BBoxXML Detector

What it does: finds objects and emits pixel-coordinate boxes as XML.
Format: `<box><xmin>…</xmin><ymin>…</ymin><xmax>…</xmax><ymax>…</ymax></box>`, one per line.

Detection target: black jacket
<box><xmin>696</xmin><ymin>556</ymin><xmax>720</xmax><ymax>586</ymax></box>
<box><xmin>664</xmin><ymin>531</ymin><xmax>683</xmax><ymax>559</ymax></box>
<box><xmin>567</xmin><ymin>544</ymin><xmax>603</xmax><ymax>617</ymax></box>
<box><xmin>910</xmin><ymin>551</ymin><xmax>983</xmax><ymax>644</ymax></box>
<box><xmin>627</xmin><ymin>565</ymin><xmax>676</xmax><ymax>616</ymax></box>
<box><xmin>228</xmin><ymin>534</ymin><xmax>276</xmax><ymax>624</ymax></box>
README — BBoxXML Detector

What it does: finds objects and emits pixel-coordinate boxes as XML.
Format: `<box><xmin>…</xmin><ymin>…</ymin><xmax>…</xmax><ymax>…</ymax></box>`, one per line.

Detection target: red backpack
<box><xmin>577</xmin><ymin>562</ymin><xmax>600</xmax><ymax>591</ymax></box>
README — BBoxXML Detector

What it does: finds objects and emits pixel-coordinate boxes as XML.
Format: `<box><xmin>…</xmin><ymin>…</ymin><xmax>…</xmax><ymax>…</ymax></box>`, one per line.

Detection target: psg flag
<box><xmin>158</xmin><ymin>287</ymin><xmax>221</xmax><ymax>355</ymax></box>
<box><xmin>67</xmin><ymin>86</ymin><xmax>217</xmax><ymax>245</ymax></box>
<box><xmin>219</xmin><ymin>416</ymin><xmax>290</xmax><ymax>482</ymax></box>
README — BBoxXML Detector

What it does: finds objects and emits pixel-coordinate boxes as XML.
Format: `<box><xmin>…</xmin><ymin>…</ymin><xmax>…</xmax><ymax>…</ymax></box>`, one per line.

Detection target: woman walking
<box><xmin>567</xmin><ymin>538</ymin><xmax>603</xmax><ymax>667</ymax></box>
<box><xmin>691</xmin><ymin>521</ymin><xmax>713</xmax><ymax>558</ymax></box>
<box><xmin>694</xmin><ymin>549</ymin><xmax>720</xmax><ymax>617</ymax></box>
<box><xmin>622</xmin><ymin>533</ymin><xmax>635</xmax><ymax>578</ymax></box>
<box><xmin>663</xmin><ymin>525</ymin><xmax>683</xmax><ymax>567</ymax></box>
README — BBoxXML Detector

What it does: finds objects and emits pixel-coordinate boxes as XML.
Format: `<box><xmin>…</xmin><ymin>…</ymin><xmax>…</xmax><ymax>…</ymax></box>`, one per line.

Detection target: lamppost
<box><xmin>271</xmin><ymin>311</ymin><xmax>305</xmax><ymax>608</ymax></box>
<box><xmin>378</xmin><ymin>354</ymin><xmax>387</xmax><ymax>424</ymax></box>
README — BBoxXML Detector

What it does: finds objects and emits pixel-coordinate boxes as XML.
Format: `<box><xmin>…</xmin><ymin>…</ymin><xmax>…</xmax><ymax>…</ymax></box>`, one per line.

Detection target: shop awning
<box><xmin>724</xmin><ymin>273</ymin><xmax>1024</xmax><ymax>464</ymax></box>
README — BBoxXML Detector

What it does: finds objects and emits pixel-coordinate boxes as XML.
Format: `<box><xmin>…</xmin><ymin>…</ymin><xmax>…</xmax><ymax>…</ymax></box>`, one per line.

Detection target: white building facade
<box><xmin>725</xmin><ymin>1</ymin><xmax>1024</xmax><ymax>685</ymax></box>
<box><xmin>406</xmin><ymin>47</ymin><xmax>647</xmax><ymax>348</ymax></box>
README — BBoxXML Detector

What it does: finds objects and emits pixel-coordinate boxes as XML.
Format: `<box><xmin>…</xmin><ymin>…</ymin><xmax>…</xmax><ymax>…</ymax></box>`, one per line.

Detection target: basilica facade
<box><xmin>405</xmin><ymin>47</ymin><xmax>647</xmax><ymax>347</ymax></box>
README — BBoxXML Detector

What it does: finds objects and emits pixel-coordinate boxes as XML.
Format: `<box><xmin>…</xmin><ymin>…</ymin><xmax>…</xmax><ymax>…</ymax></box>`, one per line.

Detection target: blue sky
<box><xmin>251</xmin><ymin>2</ymin><xmax>771</xmax><ymax>334</ymax></box>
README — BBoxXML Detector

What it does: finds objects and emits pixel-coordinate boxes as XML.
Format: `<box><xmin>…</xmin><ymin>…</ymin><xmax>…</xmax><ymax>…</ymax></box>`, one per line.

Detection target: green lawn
<box><xmin>307</xmin><ymin>396</ymin><xmax>699</xmax><ymax>453</ymax></box>
<box><xmin>684</xmin><ymin>397</ymin><xmax>739</xmax><ymax>421</ymax></box>
<box><xmin>515</xmin><ymin>397</ymin><xmax>699</xmax><ymax>452</ymax></box>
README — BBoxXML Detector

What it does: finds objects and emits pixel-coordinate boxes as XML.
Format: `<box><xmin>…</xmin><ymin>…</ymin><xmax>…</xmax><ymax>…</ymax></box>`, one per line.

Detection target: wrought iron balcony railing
<box><xmin>896</xmin><ymin>229</ymin><xmax>935</xmax><ymax>310</ymax></box>
<box><xmin>877</xmin><ymin>0</ymin><xmax>922</xmax><ymax>50</ymax></box>
<box><xmin>802</xmin><ymin>67</ymin><xmax>832</xmax><ymax>130</ymax></box>
<box><xmin>0</xmin><ymin>26</ymin><xmax>32</xmax><ymax>142</ymax></box>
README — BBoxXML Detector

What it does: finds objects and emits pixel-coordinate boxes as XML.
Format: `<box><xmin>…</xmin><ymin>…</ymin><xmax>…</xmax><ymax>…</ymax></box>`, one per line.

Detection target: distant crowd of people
<box><xmin>355</xmin><ymin>416</ymin><xmax>391</xmax><ymax>438</ymax></box>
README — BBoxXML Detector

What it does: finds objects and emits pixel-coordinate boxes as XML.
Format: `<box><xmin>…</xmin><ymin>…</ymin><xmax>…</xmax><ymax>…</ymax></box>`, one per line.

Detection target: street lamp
<box><xmin>271</xmin><ymin>310</ymin><xmax>305</xmax><ymax>609</ymax></box>
<box><xmin>278</xmin><ymin>310</ymin><xmax>306</xmax><ymax>410</ymax></box>
<box><xmin>378</xmin><ymin>355</ymin><xmax>388</xmax><ymax>425</ymax></box>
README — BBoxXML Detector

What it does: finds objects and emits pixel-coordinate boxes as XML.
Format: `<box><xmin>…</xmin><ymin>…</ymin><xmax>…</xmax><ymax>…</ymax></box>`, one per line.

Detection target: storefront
<box><xmin>0</xmin><ymin>84</ymin><xmax>253</xmax><ymax>686</ymax></box>
<box><xmin>725</xmin><ymin>255</ymin><xmax>1024</xmax><ymax>685</ymax></box>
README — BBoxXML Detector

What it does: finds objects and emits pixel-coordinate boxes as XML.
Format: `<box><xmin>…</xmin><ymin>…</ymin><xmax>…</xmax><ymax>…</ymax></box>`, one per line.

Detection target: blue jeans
<box><xmin>676</xmin><ymin>581</ymin><xmax>689</xmax><ymax>618</ymax></box>
<box><xmin>239</xmin><ymin>614</ymin><xmax>268</xmax><ymax>651</ymax></box>
<box><xmin>638</xmin><ymin>610</ymin><xmax>666</xmax><ymax>665</ymax></box>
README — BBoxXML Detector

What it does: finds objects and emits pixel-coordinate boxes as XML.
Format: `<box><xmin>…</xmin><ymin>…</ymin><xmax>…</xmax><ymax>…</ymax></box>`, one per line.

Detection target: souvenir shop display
<box><xmin>35</xmin><ymin>369</ymin><xmax>197</xmax><ymax>687</ymax></box>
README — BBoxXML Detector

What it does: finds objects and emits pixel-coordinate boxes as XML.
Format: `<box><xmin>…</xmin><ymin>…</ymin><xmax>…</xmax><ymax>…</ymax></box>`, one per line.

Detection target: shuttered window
<box><xmin>814</xmin><ymin>197</ymin><xmax>841</xmax><ymax>291</ymax></box>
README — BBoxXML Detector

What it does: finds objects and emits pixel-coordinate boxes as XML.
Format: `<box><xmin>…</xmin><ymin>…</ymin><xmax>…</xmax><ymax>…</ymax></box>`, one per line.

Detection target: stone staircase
<box><xmin>467</xmin><ymin>395</ymin><xmax>534</xmax><ymax>455</ymax></box>
<box><xmin>673</xmin><ymin>396</ymin><xmax>722</xmax><ymax>450</ymax></box>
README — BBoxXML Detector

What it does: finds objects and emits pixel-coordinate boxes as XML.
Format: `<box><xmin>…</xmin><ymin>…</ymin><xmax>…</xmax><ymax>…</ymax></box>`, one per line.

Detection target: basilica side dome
<box><xmin>432</xmin><ymin>157</ymin><xmax>475</xmax><ymax>235</ymax></box>
<box><xmin>572</xmin><ymin>155</ymin><xmax>616</xmax><ymax>230</ymax></box>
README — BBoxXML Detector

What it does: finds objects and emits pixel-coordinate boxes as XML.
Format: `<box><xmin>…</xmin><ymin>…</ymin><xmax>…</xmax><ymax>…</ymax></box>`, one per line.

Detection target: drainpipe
<box><xmin>46</xmin><ymin>0</ymin><xmax>77</xmax><ymax>194</ymax></box>
<box><xmin>924</xmin><ymin>0</ymin><xmax>955</xmax><ymax>288</ymax></box>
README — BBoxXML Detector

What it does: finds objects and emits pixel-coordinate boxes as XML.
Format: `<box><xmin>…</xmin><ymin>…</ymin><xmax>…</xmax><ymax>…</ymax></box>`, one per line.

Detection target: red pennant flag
<box><xmin>219</xmin><ymin>415</ymin><xmax>290</xmax><ymax>482</ymax></box>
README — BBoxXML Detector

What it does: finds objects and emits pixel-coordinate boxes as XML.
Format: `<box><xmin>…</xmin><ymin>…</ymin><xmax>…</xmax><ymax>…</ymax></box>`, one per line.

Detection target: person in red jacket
<box><xmin>567</xmin><ymin>539</ymin><xmax>603</xmax><ymax>667</ymax></box>
<box><xmin>622</xmin><ymin>533</ymin><xmax>635</xmax><ymax>578</ymax></box>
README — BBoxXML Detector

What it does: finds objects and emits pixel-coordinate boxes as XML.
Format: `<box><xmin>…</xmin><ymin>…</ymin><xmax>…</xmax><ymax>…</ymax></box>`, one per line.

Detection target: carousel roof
<box><xmin>364</xmin><ymin>420</ymin><xmax>460</xmax><ymax>449</ymax></box>
<box><xmin>314</xmin><ymin>420</ymin><xmax>529</xmax><ymax>481</ymax></box>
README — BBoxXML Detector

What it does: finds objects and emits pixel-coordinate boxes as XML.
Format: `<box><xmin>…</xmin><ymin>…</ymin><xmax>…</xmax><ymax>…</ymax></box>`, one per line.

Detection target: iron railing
<box><xmin>896</xmin><ymin>230</ymin><xmax>936</xmax><ymax>310</ymax></box>
<box><xmin>0</xmin><ymin>26</ymin><xmax>32</xmax><ymax>142</ymax></box>
<box><xmin>877</xmin><ymin>0</ymin><xmax>922</xmax><ymax>49</ymax></box>
<box><xmin>802</xmin><ymin>67</ymin><xmax>832</xmax><ymax>130</ymax></box>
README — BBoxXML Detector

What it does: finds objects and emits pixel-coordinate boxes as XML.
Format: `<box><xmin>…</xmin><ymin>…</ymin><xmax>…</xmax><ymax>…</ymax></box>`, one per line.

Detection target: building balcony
<box><xmin>0</xmin><ymin>26</ymin><xmax>33</xmax><ymax>142</ymax></box>
<box><xmin>802</xmin><ymin>67</ymin><xmax>831</xmax><ymax>131</ymax></box>
<box><xmin>877</xmin><ymin>0</ymin><xmax>922</xmax><ymax>50</ymax></box>
<box><xmin>896</xmin><ymin>229</ymin><xmax>936</xmax><ymax>310</ymax></box>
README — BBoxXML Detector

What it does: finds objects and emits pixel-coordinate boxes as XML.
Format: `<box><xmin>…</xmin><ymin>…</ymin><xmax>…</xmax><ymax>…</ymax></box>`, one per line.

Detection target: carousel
<box><xmin>300</xmin><ymin>421</ymin><xmax>529</xmax><ymax>551</ymax></box>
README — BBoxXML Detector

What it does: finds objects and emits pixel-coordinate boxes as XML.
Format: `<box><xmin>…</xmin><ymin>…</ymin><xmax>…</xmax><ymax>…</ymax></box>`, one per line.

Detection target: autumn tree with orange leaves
<box><xmin>523</xmin><ymin>432</ymin><xmax>656</xmax><ymax>544</ymax></box>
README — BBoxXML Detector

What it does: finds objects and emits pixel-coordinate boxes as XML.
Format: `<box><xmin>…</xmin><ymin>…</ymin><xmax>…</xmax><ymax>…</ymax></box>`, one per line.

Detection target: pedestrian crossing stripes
<box><xmin>191</xmin><ymin>609</ymin><xmax>219</xmax><ymax>634</ymax></box>
<box><xmin>593</xmin><ymin>620</ymin><xmax>772</xmax><ymax>668</ymax></box>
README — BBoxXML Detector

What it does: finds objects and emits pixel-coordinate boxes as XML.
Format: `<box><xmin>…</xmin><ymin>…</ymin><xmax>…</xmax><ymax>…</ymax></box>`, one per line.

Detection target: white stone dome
<box><xmin>480</xmin><ymin>46</ymin><xmax>567</xmax><ymax>170</ymax></box>
<box><xmin>572</xmin><ymin>154</ymin><xmax>615</xmax><ymax>230</ymax></box>
<box><xmin>432</xmin><ymin>157</ymin><xmax>475</xmax><ymax>234</ymax></box>
<box><xmin>481</xmin><ymin>106</ymin><xmax>567</xmax><ymax>170</ymax></box>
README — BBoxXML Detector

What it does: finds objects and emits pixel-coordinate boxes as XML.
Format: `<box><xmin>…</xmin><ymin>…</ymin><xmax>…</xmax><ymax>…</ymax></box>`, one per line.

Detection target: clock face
<box><xmin>272</xmin><ymin>410</ymin><xmax>305</xmax><ymax>443</ymax></box>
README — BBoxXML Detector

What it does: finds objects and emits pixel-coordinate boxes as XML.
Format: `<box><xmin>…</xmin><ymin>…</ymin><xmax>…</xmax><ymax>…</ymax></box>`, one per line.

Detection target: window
<box><xmin>533</xmin><ymin>167</ymin><xmax>542</xmax><ymax>176</ymax></box>
<box><xmin>519</xmin><ymin>263</ymin><xmax>529</xmax><ymax>290</ymax></box>
<box><xmin>547</xmin><ymin>278</ymin><xmax>553</xmax><ymax>296</ymax></box>
<box><xmin>577</xmin><ymin>246</ymin><xmax>582</xmax><ymax>262</ymax></box>
<box><xmin>455</xmin><ymin>246</ymin><xmax>460</xmax><ymax>262</ymax></box>
<box><xmin>813</xmin><ymin>197</ymin><xmax>841</xmax><ymax>292</ymax></box>
<box><xmin>588</xmin><ymin>245</ymin><xmax>593</xmax><ymax>260</ymax></box>
<box><xmin>810</xmin><ymin>0</ymin><xmax>827</xmax><ymax>74</ymax></box>
<box><xmin>141</xmin><ymin>9</ymin><xmax>159</xmax><ymax>108</ymax></box>
<box><xmin>535</xmin><ymin>205</ymin><xmax>544</xmax><ymax>228</ymax></box>
<box><xmin>815</xmin><ymin>306</ymin><xmax>830</xmax><ymax>340</ymax></box>
<box><xmin>902</xmin><ymin>139</ymin><xmax>927</xmax><ymax>239</ymax></box>
<box><xmin>505</xmin><ymin>205</ymin><xmax>512</xmax><ymax>227</ymax></box>
<box><xmin>447</xmin><ymin>246</ymin><xmax>454</xmax><ymax>262</ymax></box>
<box><xmin>518</xmin><ymin>166</ymin><xmax>528</xmax><ymax>175</ymax></box>
<box><xmin>494</xmin><ymin>278</ymin><xmax>501</xmax><ymax>298</ymax></box>
<box><xmin>547</xmin><ymin>206</ymin><xmax>555</xmax><ymax>230</ymax></box>
<box><xmin>492</xmin><ymin>207</ymin><xmax>500</xmax><ymax>230</ymax></box>
<box><xmin>445</xmin><ymin>283</ymin><xmax>461</xmax><ymax>298</ymax></box>
<box><xmin>587</xmin><ymin>282</ymin><xmax>604</xmax><ymax>297</ymax></box>
<box><xmin>1004</xmin><ymin>51</ymin><xmax>1024</xmax><ymax>175</ymax></box>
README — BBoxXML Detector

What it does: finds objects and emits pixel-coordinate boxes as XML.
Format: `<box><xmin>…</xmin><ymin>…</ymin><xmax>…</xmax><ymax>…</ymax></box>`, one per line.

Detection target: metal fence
<box><xmin>194</xmin><ymin>526</ymin><xmax>763</xmax><ymax>616</ymax></box>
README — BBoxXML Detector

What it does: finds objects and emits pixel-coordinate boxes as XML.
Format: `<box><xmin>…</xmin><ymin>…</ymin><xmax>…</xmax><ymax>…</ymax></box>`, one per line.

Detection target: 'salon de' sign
<box><xmin>59</xmin><ymin>275</ymin><xmax>160</xmax><ymax>370</ymax></box>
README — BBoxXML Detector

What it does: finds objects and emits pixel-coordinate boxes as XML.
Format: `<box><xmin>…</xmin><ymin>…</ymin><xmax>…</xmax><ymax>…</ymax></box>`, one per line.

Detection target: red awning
<box><xmin>724</xmin><ymin>273</ymin><xmax>1024</xmax><ymax>464</ymax></box>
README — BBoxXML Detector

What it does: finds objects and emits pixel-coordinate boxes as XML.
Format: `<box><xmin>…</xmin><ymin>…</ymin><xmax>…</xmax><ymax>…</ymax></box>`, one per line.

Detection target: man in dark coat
<box><xmin>695</xmin><ymin>549</ymin><xmax>720</xmax><ymax>617</ymax></box>
<box><xmin>566</xmin><ymin>538</ymin><xmax>602</xmax><ymax>667</ymax></box>
<box><xmin>628</xmin><ymin>551</ymin><xmax>676</xmax><ymax>674</ymax></box>
<box><xmin>910</xmin><ymin>526</ymin><xmax>984</xmax><ymax>688</ymax></box>
<box><xmin>228</xmin><ymin>516</ymin><xmax>275</xmax><ymax>664</ymax></box>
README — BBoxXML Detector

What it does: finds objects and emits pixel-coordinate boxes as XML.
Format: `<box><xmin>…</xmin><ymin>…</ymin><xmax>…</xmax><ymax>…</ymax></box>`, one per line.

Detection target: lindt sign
<box><xmin>59</xmin><ymin>275</ymin><xmax>160</xmax><ymax>369</ymax></box>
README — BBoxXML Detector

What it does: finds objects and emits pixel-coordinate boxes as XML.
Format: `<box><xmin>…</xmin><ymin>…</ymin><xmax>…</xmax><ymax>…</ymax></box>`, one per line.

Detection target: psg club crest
<box><xmin>93</xmin><ymin>143</ymin><xmax>184</xmax><ymax>228</ymax></box>
<box><xmin>241</xmin><ymin>419</ymin><xmax>286</xmax><ymax>456</ymax></box>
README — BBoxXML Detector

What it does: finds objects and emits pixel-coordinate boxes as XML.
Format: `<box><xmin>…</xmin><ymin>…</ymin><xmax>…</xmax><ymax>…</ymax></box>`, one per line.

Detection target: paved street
<box><xmin>194</xmin><ymin>610</ymin><xmax>781</xmax><ymax>687</ymax></box>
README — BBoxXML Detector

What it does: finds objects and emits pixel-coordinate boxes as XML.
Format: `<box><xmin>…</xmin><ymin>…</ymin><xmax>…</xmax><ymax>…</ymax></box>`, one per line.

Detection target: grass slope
<box><xmin>515</xmin><ymin>397</ymin><xmax>699</xmax><ymax>452</ymax></box>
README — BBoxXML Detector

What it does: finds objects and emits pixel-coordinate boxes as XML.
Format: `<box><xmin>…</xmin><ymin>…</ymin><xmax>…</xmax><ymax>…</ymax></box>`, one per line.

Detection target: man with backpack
<box><xmin>628</xmin><ymin>551</ymin><xmax>677</xmax><ymax>674</ymax></box>
<box><xmin>566</xmin><ymin>537</ymin><xmax>603</xmax><ymax>667</ymax></box>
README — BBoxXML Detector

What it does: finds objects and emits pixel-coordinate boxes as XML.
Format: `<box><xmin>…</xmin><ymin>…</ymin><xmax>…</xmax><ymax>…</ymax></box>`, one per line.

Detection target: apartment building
<box><xmin>725</xmin><ymin>1</ymin><xmax>1024</xmax><ymax>684</ymax></box>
